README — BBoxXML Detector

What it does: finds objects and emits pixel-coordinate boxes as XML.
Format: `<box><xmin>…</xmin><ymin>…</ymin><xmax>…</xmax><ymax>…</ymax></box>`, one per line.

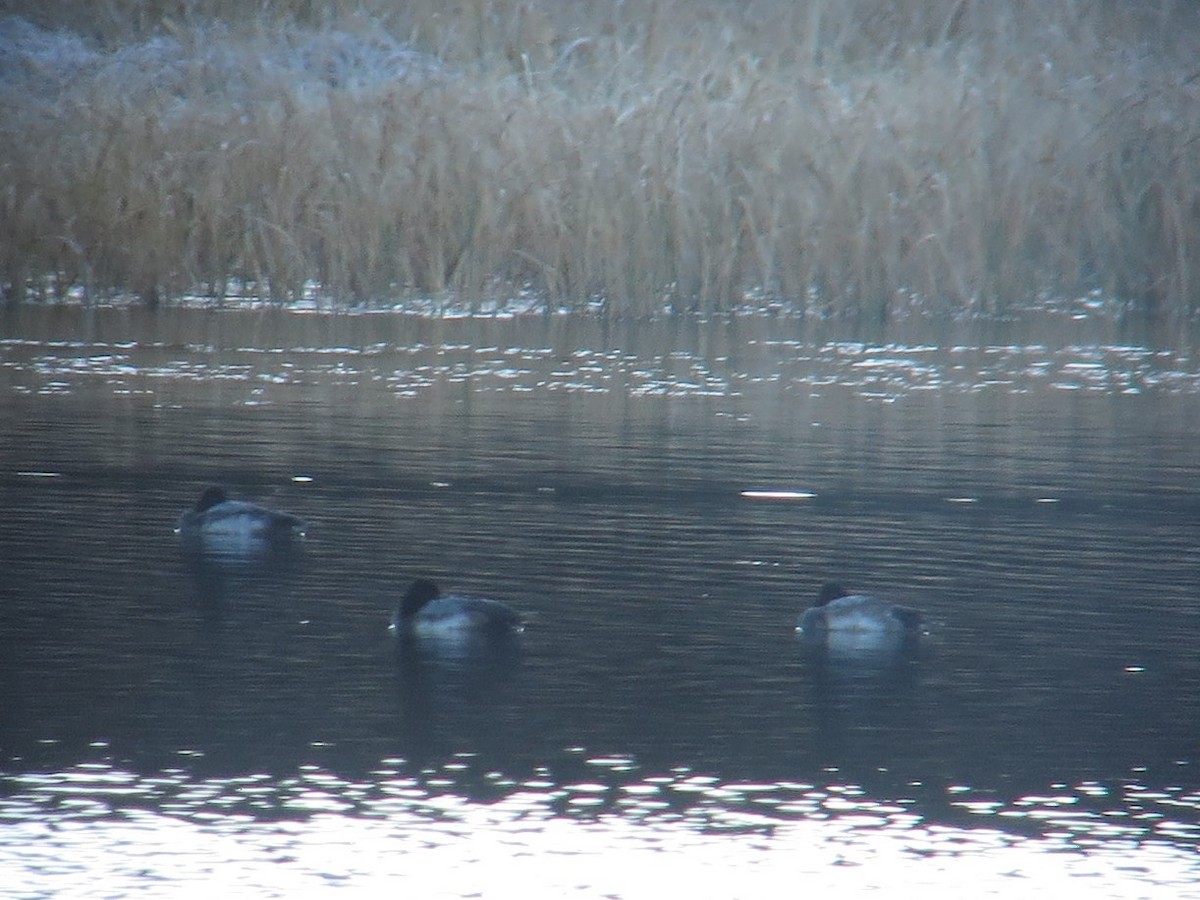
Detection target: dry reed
<box><xmin>1</xmin><ymin>0</ymin><xmax>1198</xmax><ymax>318</ymax></box>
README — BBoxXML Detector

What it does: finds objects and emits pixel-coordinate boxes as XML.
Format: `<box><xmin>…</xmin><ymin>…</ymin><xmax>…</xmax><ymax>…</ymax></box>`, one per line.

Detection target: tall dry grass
<box><xmin>1</xmin><ymin>0</ymin><xmax>1198</xmax><ymax>318</ymax></box>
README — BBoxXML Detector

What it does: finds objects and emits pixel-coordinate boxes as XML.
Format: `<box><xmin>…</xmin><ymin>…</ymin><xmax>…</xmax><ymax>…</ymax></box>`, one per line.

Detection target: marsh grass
<box><xmin>2</xmin><ymin>0</ymin><xmax>1199</xmax><ymax>318</ymax></box>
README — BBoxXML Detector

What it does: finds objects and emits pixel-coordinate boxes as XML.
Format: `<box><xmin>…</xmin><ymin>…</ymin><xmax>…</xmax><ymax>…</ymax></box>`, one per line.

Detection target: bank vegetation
<box><xmin>1</xmin><ymin>1</ymin><xmax>1198</xmax><ymax>318</ymax></box>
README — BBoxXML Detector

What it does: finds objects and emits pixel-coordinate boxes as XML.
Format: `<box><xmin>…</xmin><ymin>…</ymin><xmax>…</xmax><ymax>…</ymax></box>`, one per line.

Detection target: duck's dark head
<box><xmin>817</xmin><ymin>582</ymin><xmax>849</xmax><ymax>606</ymax></box>
<box><xmin>399</xmin><ymin>578</ymin><xmax>441</xmax><ymax>620</ymax></box>
<box><xmin>194</xmin><ymin>485</ymin><xmax>229</xmax><ymax>512</ymax></box>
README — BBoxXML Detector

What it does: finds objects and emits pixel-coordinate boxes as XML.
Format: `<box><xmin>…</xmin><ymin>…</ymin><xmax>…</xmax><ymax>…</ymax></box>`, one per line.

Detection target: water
<box><xmin>2</xmin><ymin>305</ymin><xmax>1200</xmax><ymax>897</ymax></box>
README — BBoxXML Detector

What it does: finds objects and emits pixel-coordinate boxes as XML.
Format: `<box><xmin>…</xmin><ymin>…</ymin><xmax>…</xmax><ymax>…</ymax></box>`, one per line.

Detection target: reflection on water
<box><xmin>2</xmin><ymin>306</ymin><xmax>1200</xmax><ymax>895</ymax></box>
<box><xmin>3</xmin><ymin>757</ymin><xmax>1198</xmax><ymax>897</ymax></box>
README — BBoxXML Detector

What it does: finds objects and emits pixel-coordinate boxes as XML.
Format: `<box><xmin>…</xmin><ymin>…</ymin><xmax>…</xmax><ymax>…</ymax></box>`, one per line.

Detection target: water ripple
<box><xmin>3</xmin><ymin>760</ymin><xmax>1197</xmax><ymax>897</ymax></box>
<box><xmin>5</xmin><ymin>314</ymin><xmax>1200</xmax><ymax>404</ymax></box>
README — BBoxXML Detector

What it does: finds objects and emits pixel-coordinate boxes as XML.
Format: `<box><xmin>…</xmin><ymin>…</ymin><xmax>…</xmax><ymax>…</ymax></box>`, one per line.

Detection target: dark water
<box><xmin>2</xmin><ymin>306</ymin><xmax>1200</xmax><ymax>896</ymax></box>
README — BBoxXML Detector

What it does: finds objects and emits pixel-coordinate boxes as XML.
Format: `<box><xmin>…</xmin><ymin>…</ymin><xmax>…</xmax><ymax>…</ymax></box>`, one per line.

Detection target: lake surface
<box><xmin>2</xmin><ymin>304</ymin><xmax>1200</xmax><ymax>897</ymax></box>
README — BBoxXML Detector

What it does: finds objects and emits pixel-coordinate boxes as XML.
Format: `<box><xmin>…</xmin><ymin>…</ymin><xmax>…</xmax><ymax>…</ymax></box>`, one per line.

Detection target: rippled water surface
<box><xmin>2</xmin><ymin>306</ymin><xmax>1200</xmax><ymax>897</ymax></box>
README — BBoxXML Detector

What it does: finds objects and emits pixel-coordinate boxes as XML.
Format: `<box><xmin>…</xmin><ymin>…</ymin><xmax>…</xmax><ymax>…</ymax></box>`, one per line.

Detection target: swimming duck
<box><xmin>797</xmin><ymin>582</ymin><xmax>923</xmax><ymax>646</ymax></box>
<box><xmin>176</xmin><ymin>486</ymin><xmax>306</xmax><ymax>555</ymax></box>
<box><xmin>391</xmin><ymin>578</ymin><xmax>522</xmax><ymax>639</ymax></box>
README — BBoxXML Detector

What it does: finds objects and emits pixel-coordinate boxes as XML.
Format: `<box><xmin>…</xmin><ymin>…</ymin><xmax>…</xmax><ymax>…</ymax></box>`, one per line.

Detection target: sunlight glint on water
<box><xmin>4</xmin><ymin>762</ymin><xmax>1198</xmax><ymax>898</ymax></box>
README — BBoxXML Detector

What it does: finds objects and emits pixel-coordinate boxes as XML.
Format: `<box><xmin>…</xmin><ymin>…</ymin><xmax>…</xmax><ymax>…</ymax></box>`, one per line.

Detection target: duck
<box><xmin>797</xmin><ymin>581</ymin><xmax>923</xmax><ymax>648</ymax></box>
<box><xmin>176</xmin><ymin>485</ymin><xmax>306</xmax><ymax>554</ymax></box>
<box><xmin>390</xmin><ymin>578</ymin><xmax>522</xmax><ymax>639</ymax></box>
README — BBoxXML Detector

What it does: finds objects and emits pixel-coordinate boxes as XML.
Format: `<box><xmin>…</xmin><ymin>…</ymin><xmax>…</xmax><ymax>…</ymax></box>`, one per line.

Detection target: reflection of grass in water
<box><xmin>2</xmin><ymin>1</ymin><xmax>1199</xmax><ymax>319</ymax></box>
